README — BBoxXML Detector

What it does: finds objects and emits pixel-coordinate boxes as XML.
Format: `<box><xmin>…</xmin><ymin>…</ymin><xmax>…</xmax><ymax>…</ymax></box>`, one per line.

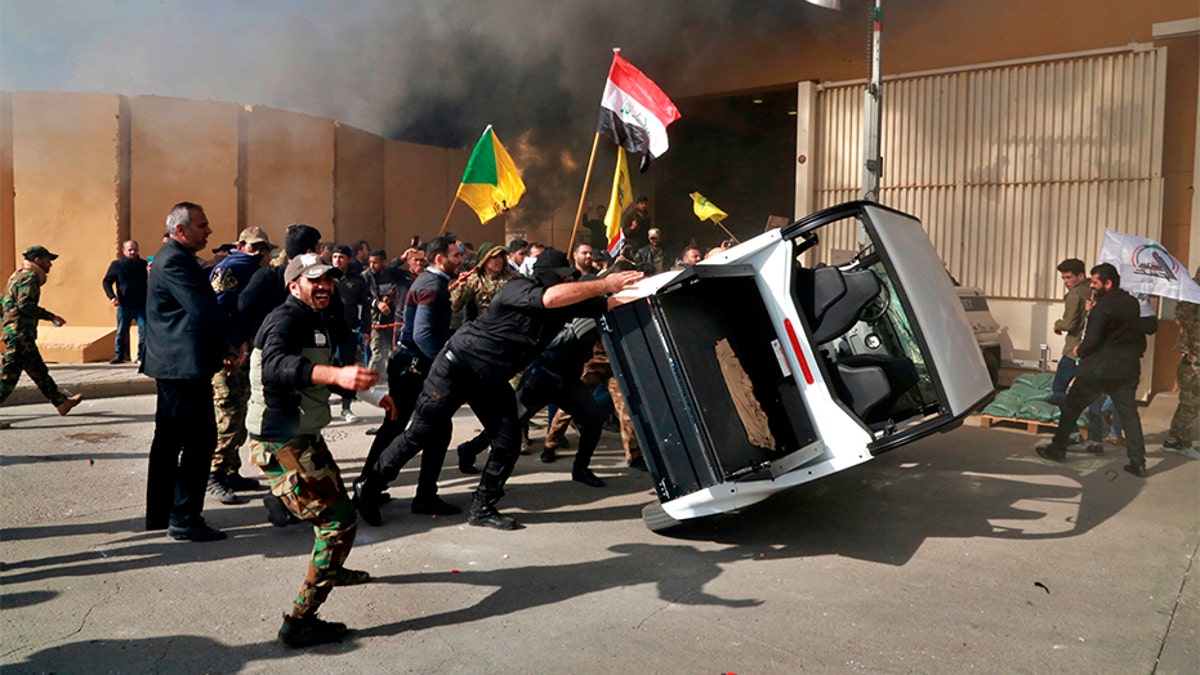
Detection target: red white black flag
<box><xmin>597</xmin><ymin>50</ymin><xmax>681</xmax><ymax>171</ymax></box>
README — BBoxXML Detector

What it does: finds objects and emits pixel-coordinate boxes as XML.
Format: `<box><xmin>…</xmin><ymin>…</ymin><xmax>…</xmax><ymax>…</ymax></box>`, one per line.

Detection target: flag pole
<box><xmin>712</xmin><ymin>219</ymin><xmax>739</xmax><ymax>244</ymax></box>
<box><xmin>437</xmin><ymin>194</ymin><xmax>459</xmax><ymax>236</ymax></box>
<box><xmin>568</xmin><ymin>133</ymin><xmax>602</xmax><ymax>252</ymax></box>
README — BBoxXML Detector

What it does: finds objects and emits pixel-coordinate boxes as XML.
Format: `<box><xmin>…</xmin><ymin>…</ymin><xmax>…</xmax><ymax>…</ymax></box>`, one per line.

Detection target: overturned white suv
<box><xmin>601</xmin><ymin>201</ymin><xmax>994</xmax><ymax>532</ymax></box>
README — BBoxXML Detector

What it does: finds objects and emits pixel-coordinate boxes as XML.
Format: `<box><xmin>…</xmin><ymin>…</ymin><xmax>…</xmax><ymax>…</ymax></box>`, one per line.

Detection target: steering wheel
<box><xmin>859</xmin><ymin>278</ymin><xmax>891</xmax><ymax>323</ymax></box>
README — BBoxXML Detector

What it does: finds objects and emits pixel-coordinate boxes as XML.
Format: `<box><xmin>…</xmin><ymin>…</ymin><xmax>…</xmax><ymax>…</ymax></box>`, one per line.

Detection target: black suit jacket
<box><xmin>144</xmin><ymin>239</ymin><xmax>225</xmax><ymax>380</ymax></box>
<box><xmin>1076</xmin><ymin>289</ymin><xmax>1149</xmax><ymax>381</ymax></box>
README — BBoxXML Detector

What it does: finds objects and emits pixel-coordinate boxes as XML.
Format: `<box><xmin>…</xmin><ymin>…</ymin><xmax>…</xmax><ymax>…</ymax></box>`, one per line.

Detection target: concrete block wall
<box><xmin>0</xmin><ymin>91</ymin><xmax>472</xmax><ymax>361</ymax></box>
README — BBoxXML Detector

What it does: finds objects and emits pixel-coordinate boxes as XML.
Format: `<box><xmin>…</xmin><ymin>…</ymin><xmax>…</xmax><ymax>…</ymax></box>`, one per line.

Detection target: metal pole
<box><xmin>861</xmin><ymin>0</ymin><xmax>883</xmax><ymax>202</ymax></box>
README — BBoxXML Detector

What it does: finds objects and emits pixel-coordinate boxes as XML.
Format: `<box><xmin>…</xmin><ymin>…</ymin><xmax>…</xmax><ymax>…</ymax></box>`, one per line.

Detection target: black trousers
<box><xmin>367</xmin><ymin>352</ymin><xmax>520</xmax><ymax>504</ymax></box>
<box><xmin>462</xmin><ymin>365</ymin><xmax>606</xmax><ymax>471</ymax></box>
<box><xmin>146</xmin><ymin>379</ymin><xmax>217</xmax><ymax>528</ymax></box>
<box><xmin>357</xmin><ymin>351</ymin><xmax>435</xmax><ymax>495</ymax></box>
<box><xmin>1053</xmin><ymin>374</ymin><xmax>1145</xmax><ymax>463</ymax></box>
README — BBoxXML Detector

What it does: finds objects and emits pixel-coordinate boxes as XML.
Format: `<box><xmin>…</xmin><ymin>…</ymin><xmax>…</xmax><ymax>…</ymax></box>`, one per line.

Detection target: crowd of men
<box><xmin>7</xmin><ymin>200</ymin><xmax>1196</xmax><ymax>648</ymax></box>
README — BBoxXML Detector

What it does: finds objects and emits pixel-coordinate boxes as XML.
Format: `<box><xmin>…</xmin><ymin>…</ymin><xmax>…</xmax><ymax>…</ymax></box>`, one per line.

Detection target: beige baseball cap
<box><xmin>238</xmin><ymin>227</ymin><xmax>277</xmax><ymax>249</ymax></box>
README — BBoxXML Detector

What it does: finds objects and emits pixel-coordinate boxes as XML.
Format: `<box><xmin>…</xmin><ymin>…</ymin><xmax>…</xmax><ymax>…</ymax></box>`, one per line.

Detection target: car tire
<box><xmin>642</xmin><ymin>502</ymin><xmax>683</xmax><ymax>534</ymax></box>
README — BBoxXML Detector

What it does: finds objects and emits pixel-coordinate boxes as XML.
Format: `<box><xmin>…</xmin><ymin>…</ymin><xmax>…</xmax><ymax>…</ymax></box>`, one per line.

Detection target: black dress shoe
<box><xmin>1123</xmin><ymin>461</ymin><xmax>1148</xmax><ymax>478</ymax></box>
<box><xmin>352</xmin><ymin>479</ymin><xmax>383</xmax><ymax>527</ymax></box>
<box><xmin>168</xmin><ymin>520</ymin><xmax>227</xmax><ymax>542</ymax></box>
<box><xmin>411</xmin><ymin>496</ymin><xmax>463</xmax><ymax>515</ymax></box>
<box><xmin>572</xmin><ymin>468</ymin><xmax>605</xmax><ymax>488</ymax></box>
<box><xmin>627</xmin><ymin>456</ymin><xmax>648</xmax><ymax>472</ymax></box>
<box><xmin>1035</xmin><ymin>443</ymin><xmax>1067</xmax><ymax>463</ymax></box>
<box><xmin>540</xmin><ymin>448</ymin><xmax>557</xmax><ymax>463</ymax></box>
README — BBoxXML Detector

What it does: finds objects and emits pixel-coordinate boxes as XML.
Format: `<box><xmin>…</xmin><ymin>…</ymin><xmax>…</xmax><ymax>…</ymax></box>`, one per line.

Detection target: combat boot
<box><xmin>468</xmin><ymin>493</ymin><xmax>519</xmax><ymax>530</ymax></box>
<box><xmin>352</xmin><ymin>476</ymin><xmax>384</xmax><ymax>527</ymax></box>
<box><xmin>277</xmin><ymin>613</ymin><xmax>349</xmax><ymax>648</ymax></box>
<box><xmin>55</xmin><ymin>393</ymin><xmax>83</xmax><ymax>416</ymax></box>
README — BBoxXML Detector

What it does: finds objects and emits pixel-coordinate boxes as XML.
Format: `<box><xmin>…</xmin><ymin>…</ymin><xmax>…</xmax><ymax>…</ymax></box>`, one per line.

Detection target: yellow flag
<box><xmin>456</xmin><ymin>126</ymin><xmax>526</xmax><ymax>224</ymax></box>
<box><xmin>604</xmin><ymin>146</ymin><xmax>633</xmax><ymax>254</ymax></box>
<box><xmin>690</xmin><ymin>192</ymin><xmax>727</xmax><ymax>222</ymax></box>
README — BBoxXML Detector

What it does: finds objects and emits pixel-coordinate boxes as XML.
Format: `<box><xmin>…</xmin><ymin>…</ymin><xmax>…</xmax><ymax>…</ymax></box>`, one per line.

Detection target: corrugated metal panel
<box><xmin>812</xmin><ymin>47</ymin><xmax>1165</xmax><ymax>301</ymax></box>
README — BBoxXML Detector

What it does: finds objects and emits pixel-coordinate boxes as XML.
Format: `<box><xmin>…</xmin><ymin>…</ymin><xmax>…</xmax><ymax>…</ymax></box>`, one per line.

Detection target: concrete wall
<box><xmin>383</xmin><ymin>140</ymin><xmax>484</xmax><ymax>258</ymax></box>
<box><xmin>242</xmin><ymin>105</ymin><xmax>335</xmax><ymax>245</ymax></box>
<box><xmin>128</xmin><ymin>95</ymin><xmax>239</xmax><ymax>262</ymax></box>
<box><xmin>334</xmin><ymin>123</ymin><xmax>384</xmax><ymax>248</ymax></box>
<box><xmin>0</xmin><ymin>91</ymin><xmax>14</xmax><ymax>280</ymax></box>
<box><xmin>10</xmin><ymin>92</ymin><xmax>123</xmax><ymax>329</ymax></box>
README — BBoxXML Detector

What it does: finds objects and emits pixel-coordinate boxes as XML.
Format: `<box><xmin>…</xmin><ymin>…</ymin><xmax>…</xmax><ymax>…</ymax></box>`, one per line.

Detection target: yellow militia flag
<box><xmin>456</xmin><ymin>126</ymin><xmax>526</xmax><ymax>224</ymax></box>
<box><xmin>604</xmin><ymin>146</ymin><xmax>633</xmax><ymax>254</ymax></box>
<box><xmin>690</xmin><ymin>191</ymin><xmax>727</xmax><ymax>222</ymax></box>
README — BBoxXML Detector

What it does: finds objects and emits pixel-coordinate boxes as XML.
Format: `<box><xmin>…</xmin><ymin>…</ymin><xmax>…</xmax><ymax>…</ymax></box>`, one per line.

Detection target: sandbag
<box><xmin>1014</xmin><ymin>372</ymin><xmax>1056</xmax><ymax>391</ymax></box>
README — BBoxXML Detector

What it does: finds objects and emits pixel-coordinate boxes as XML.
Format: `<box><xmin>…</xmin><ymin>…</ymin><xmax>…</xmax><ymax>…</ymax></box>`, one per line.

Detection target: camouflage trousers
<box><xmin>0</xmin><ymin>338</ymin><xmax>66</xmax><ymax>407</ymax></box>
<box><xmin>210</xmin><ymin>363</ymin><xmax>250</xmax><ymax>475</ymax></box>
<box><xmin>251</xmin><ymin>437</ymin><xmax>357</xmax><ymax>618</ymax></box>
<box><xmin>545</xmin><ymin>378</ymin><xmax>641</xmax><ymax>462</ymax></box>
<box><xmin>1169</xmin><ymin>359</ymin><xmax>1200</xmax><ymax>445</ymax></box>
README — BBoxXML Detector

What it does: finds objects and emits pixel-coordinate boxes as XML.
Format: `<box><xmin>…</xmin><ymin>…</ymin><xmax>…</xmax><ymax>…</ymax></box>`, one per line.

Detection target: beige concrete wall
<box><xmin>128</xmin><ymin>95</ymin><xmax>240</xmax><ymax>259</ymax></box>
<box><xmin>383</xmin><ymin>141</ymin><xmax>481</xmax><ymax>258</ymax></box>
<box><xmin>11</xmin><ymin>92</ymin><xmax>123</xmax><ymax>329</ymax></box>
<box><xmin>243</xmin><ymin>105</ymin><xmax>335</xmax><ymax>246</ymax></box>
<box><xmin>0</xmin><ymin>91</ymin><xmax>14</xmax><ymax>280</ymax></box>
<box><xmin>333</xmin><ymin>123</ymin><xmax>384</xmax><ymax>248</ymax></box>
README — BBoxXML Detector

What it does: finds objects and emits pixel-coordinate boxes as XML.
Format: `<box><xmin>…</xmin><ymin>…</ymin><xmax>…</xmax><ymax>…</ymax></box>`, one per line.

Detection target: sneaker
<box><xmin>206</xmin><ymin>474</ymin><xmax>246</xmax><ymax>505</ymax></box>
<box><xmin>365</xmin><ymin>427</ymin><xmax>379</xmax><ymax>436</ymax></box>
<box><xmin>1123</xmin><ymin>461</ymin><xmax>1148</xmax><ymax>478</ymax></box>
<box><xmin>1163</xmin><ymin>437</ymin><xmax>1185</xmax><ymax>450</ymax></box>
<box><xmin>540</xmin><ymin>447</ymin><xmax>557</xmax><ymax>464</ymax></box>
<box><xmin>1035</xmin><ymin>442</ymin><xmax>1067</xmax><ymax>463</ymax></box>
<box><xmin>278</xmin><ymin>613</ymin><xmax>349</xmax><ymax>648</ymax></box>
<box><xmin>1103</xmin><ymin>436</ymin><xmax>1125</xmax><ymax>446</ymax></box>
<box><xmin>264</xmin><ymin>495</ymin><xmax>301</xmax><ymax>527</ymax></box>
<box><xmin>108</xmin><ymin>357</ymin><xmax>124</xmax><ymax>364</ymax></box>
<box><xmin>341</xmin><ymin>410</ymin><xmax>359</xmax><ymax>423</ymax></box>
<box><xmin>519</xmin><ymin>434</ymin><xmax>532</xmax><ymax>455</ymax></box>
<box><xmin>55</xmin><ymin>393</ymin><xmax>83</xmax><ymax>416</ymax></box>
<box><xmin>1165</xmin><ymin>445</ymin><xmax>1200</xmax><ymax>461</ymax></box>
<box><xmin>411</xmin><ymin>496</ymin><xmax>462</xmax><ymax>516</ymax></box>
<box><xmin>334</xmin><ymin>568</ymin><xmax>370</xmax><ymax>586</ymax></box>
<box><xmin>571</xmin><ymin>467</ymin><xmax>605</xmax><ymax>488</ymax></box>
<box><xmin>1084</xmin><ymin>442</ymin><xmax>1104</xmax><ymax>456</ymax></box>
<box><xmin>168</xmin><ymin>519</ymin><xmax>227</xmax><ymax>542</ymax></box>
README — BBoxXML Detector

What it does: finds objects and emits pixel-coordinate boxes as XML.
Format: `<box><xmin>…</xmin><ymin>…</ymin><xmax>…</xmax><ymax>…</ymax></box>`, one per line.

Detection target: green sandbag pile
<box><xmin>982</xmin><ymin>371</ymin><xmax>1088</xmax><ymax>427</ymax></box>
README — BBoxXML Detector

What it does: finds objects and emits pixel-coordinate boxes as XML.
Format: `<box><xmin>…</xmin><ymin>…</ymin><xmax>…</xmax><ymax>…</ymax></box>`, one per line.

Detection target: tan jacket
<box><xmin>1054</xmin><ymin>279</ymin><xmax>1091</xmax><ymax>358</ymax></box>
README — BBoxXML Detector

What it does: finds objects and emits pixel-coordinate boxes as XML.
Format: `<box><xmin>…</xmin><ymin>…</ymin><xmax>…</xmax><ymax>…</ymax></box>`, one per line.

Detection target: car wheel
<box><xmin>642</xmin><ymin>502</ymin><xmax>683</xmax><ymax>534</ymax></box>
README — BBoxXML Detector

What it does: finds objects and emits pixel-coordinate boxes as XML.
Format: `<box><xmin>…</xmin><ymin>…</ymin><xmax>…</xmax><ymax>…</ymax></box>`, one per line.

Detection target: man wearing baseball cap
<box><xmin>0</xmin><ymin>245</ymin><xmax>83</xmax><ymax>426</ymax></box>
<box><xmin>354</xmin><ymin>247</ymin><xmax>642</xmax><ymax>530</ymax></box>
<box><xmin>205</xmin><ymin>226</ymin><xmax>278</xmax><ymax>504</ymax></box>
<box><xmin>246</xmin><ymin>252</ymin><xmax>393</xmax><ymax>647</ymax></box>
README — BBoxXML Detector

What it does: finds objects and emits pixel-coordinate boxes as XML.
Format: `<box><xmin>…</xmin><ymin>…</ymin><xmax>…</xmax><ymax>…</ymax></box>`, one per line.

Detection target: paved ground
<box><xmin>1</xmin><ymin>367</ymin><xmax>1197</xmax><ymax>673</ymax></box>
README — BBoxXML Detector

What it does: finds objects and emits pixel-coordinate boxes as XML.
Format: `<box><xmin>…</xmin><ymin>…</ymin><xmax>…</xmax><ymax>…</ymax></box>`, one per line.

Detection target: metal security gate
<box><xmin>799</xmin><ymin>45</ymin><xmax>1167</xmax><ymax>302</ymax></box>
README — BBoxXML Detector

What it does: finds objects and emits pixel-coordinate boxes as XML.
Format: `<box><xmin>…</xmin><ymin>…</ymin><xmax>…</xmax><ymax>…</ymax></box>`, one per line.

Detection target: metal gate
<box><xmin>800</xmin><ymin>45</ymin><xmax>1167</xmax><ymax>301</ymax></box>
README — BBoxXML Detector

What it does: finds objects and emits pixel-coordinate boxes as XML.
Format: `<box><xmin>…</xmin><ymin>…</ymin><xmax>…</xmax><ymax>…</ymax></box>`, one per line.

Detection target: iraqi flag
<box><xmin>597</xmin><ymin>50</ymin><xmax>681</xmax><ymax>171</ymax></box>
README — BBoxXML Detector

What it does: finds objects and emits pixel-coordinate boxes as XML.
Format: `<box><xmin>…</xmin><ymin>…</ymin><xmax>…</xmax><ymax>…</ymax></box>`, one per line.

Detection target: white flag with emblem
<box><xmin>1098</xmin><ymin>230</ymin><xmax>1200</xmax><ymax>304</ymax></box>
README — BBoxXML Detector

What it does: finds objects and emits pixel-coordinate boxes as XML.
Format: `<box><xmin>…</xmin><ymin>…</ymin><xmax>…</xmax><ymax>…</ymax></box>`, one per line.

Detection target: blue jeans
<box><xmin>1051</xmin><ymin>357</ymin><xmax>1077</xmax><ymax>406</ymax></box>
<box><xmin>116</xmin><ymin>305</ymin><xmax>146</xmax><ymax>362</ymax></box>
<box><xmin>1090</xmin><ymin>396</ymin><xmax>1123</xmax><ymax>440</ymax></box>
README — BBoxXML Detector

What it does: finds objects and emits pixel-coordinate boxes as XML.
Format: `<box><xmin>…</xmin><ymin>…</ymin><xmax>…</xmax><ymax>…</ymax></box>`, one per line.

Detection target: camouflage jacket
<box><xmin>1</xmin><ymin>262</ymin><xmax>55</xmax><ymax>344</ymax></box>
<box><xmin>1177</xmin><ymin>268</ymin><xmax>1200</xmax><ymax>359</ymax></box>
<box><xmin>451</xmin><ymin>267</ymin><xmax>518</xmax><ymax>321</ymax></box>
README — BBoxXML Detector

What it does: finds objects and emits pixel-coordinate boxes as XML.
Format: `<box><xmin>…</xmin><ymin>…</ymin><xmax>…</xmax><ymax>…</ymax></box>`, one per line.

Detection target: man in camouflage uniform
<box><xmin>247</xmin><ymin>253</ymin><xmax>392</xmax><ymax>647</ymax></box>
<box><xmin>1164</xmin><ymin>266</ymin><xmax>1200</xmax><ymax>460</ymax></box>
<box><xmin>450</xmin><ymin>244</ymin><xmax>517</xmax><ymax>321</ymax></box>
<box><xmin>206</xmin><ymin>227</ymin><xmax>277</xmax><ymax>503</ymax></box>
<box><xmin>0</xmin><ymin>246</ymin><xmax>83</xmax><ymax>426</ymax></box>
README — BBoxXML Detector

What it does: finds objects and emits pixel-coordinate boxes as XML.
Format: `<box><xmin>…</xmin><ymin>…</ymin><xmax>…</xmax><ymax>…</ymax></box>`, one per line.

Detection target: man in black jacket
<box><xmin>102</xmin><ymin>240</ymin><xmax>148</xmax><ymax>364</ymax></box>
<box><xmin>247</xmin><ymin>253</ymin><xmax>388</xmax><ymax>647</ymax></box>
<box><xmin>144</xmin><ymin>202</ymin><xmax>236</xmax><ymax>541</ymax></box>
<box><xmin>1037</xmin><ymin>263</ymin><xmax>1152</xmax><ymax>477</ymax></box>
<box><xmin>353</xmin><ymin>249</ymin><xmax>642</xmax><ymax>530</ymax></box>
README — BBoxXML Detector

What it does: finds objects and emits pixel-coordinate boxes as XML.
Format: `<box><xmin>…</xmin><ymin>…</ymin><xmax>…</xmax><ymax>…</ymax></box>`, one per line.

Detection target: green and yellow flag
<box><xmin>690</xmin><ymin>191</ymin><xmax>727</xmax><ymax>222</ymax></box>
<box><xmin>457</xmin><ymin>126</ymin><xmax>526</xmax><ymax>224</ymax></box>
<box><xmin>604</xmin><ymin>146</ymin><xmax>633</xmax><ymax>254</ymax></box>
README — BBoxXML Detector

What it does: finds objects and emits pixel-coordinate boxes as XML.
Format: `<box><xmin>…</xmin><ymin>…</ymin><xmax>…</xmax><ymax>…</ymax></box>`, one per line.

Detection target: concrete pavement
<box><xmin>0</xmin><ymin>386</ymin><xmax>1197</xmax><ymax>673</ymax></box>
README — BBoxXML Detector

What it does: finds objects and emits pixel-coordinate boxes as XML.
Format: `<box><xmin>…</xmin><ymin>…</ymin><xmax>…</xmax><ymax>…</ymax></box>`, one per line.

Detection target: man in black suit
<box><xmin>144</xmin><ymin>201</ymin><xmax>237</xmax><ymax>541</ymax></box>
<box><xmin>1037</xmin><ymin>263</ymin><xmax>1152</xmax><ymax>477</ymax></box>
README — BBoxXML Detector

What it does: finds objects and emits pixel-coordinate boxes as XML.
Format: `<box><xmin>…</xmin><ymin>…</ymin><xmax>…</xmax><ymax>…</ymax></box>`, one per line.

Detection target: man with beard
<box><xmin>247</xmin><ymin>253</ymin><xmax>385</xmax><ymax>647</ymax></box>
<box><xmin>353</xmin><ymin>248</ymin><xmax>642</xmax><ymax>529</ymax></box>
<box><xmin>1036</xmin><ymin>263</ymin><xmax>1152</xmax><ymax>477</ymax></box>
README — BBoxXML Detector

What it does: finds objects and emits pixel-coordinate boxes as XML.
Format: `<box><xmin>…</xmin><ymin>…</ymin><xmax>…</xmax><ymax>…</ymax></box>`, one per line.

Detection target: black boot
<box><xmin>467</xmin><ymin>492</ymin><xmax>520</xmax><ymax>530</ymax></box>
<box><xmin>352</xmin><ymin>476</ymin><xmax>384</xmax><ymax>527</ymax></box>
<box><xmin>278</xmin><ymin>613</ymin><xmax>349</xmax><ymax>648</ymax></box>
